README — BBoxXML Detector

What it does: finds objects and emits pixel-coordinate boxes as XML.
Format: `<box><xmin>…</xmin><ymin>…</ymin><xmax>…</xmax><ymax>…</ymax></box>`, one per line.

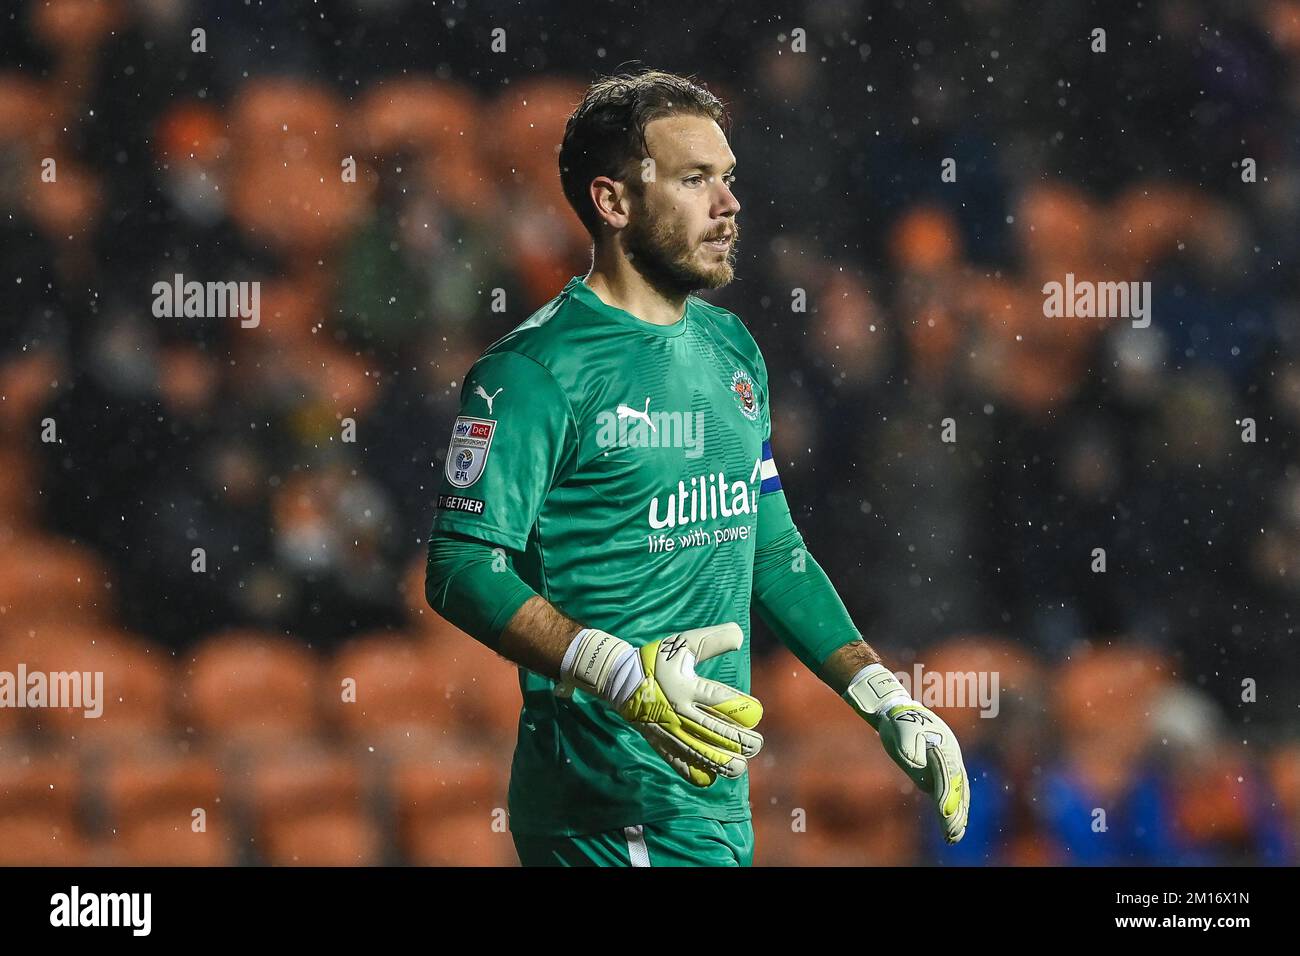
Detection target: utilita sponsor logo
<box><xmin>647</xmin><ymin>459</ymin><xmax>761</xmax><ymax>530</ymax></box>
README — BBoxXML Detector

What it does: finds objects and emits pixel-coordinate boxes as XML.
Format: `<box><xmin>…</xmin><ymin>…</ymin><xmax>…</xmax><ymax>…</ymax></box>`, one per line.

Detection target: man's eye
<box><xmin>683</xmin><ymin>174</ymin><xmax>736</xmax><ymax>187</ymax></box>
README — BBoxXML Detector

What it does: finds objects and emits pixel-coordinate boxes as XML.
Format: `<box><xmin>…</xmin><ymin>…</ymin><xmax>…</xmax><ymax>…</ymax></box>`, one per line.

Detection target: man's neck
<box><xmin>583</xmin><ymin>249</ymin><xmax>687</xmax><ymax>327</ymax></box>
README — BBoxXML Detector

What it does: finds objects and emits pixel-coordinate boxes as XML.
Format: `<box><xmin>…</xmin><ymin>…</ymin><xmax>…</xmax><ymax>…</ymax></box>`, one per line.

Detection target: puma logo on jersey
<box><xmin>473</xmin><ymin>384</ymin><xmax>503</xmax><ymax>414</ymax></box>
<box><xmin>615</xmin><ymin>397</ymin><xmax>657</xmax><ymax>432</ymax></box>
<box><xmin>597</xmin><ymin>402</ymin><xmax>705</xmax><ymax>457</ymax></box>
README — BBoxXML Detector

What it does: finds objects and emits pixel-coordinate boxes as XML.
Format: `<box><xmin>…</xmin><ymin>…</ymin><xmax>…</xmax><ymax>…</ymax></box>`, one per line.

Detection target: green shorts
<box><xmin>512</xmin><ymin>816</ymin><xmax>754</xmax><ymax>867</ymax></box>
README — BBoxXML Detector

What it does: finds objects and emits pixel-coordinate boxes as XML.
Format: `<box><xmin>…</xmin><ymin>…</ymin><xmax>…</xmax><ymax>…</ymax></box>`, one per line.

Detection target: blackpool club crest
<box><xmin>445</xmin><ymin>416</ymin><xmax>496</xmax><ymax>487</ymax></box>
<box><xmin>731</xmin><ymin>369</ymin><xmax>759</xmax><ymax>421</ymax></box>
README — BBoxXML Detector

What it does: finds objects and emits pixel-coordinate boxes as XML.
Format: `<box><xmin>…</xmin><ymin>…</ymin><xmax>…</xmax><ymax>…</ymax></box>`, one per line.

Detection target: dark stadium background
<box><xmin>0</xmin><ymin>0</ymin><xmax>1297</xmax><ymax>864</ymax></box>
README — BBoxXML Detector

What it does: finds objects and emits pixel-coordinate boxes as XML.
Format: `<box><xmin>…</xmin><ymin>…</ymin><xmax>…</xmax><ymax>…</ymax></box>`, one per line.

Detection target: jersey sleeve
<box><xmin>429</xmin><ymin>349</ymin><xmax>578</xmax><ymax>551</ymax></box>
<box><xmin>750</xmin><ymin>343</ymin><xmax>861</xmax><ymax>670</ymax></box>
<box><xmin>756</xmin><ymin>344</ymin><xmax>780</xmax><ymax>488</ymax></box>
<box><xmin>754</xmin><ymin>347</ymin><xmax>785</xmax><ymax>557</ymax></box>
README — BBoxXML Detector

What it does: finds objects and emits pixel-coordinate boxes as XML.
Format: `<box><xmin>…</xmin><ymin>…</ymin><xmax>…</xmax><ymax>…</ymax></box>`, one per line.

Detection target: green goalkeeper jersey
<box><xmin>430</xmin><ymin>275</ymin><xmax>782</xmax><ymax>836</ymax></box>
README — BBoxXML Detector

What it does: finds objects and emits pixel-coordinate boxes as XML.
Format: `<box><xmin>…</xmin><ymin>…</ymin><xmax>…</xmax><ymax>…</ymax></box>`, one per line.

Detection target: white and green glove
<box><xmin>558</xmin><ymin>622</ymin><xmax>764</xmax><ymax>787</ymax></box>
<box><xmin>845</xmin><ymin>663</ymin><xmax>971</xmax><ymax>844</ymax></box>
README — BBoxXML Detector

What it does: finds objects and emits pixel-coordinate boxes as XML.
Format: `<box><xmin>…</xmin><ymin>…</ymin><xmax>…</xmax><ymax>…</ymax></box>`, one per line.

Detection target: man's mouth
<box><xmin>703</xmin><ymin>234</ymin><xmax>733</xmax><ymax>251</ymax></box>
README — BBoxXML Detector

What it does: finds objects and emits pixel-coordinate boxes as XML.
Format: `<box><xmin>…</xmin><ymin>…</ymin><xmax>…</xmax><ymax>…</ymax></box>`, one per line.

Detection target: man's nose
<box><xmin>716</xmin><ymin>184</ymin><xmax>740</xmax><ymax>217</ymax></box>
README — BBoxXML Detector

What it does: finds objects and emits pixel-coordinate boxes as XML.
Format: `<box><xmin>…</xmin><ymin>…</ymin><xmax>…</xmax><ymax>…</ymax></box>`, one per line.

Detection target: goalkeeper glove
<box><xmin>557</xmin><ymin>622</ymin><xmax>764</xmax><ymax>787</ymax></box>
<box><xmin>845</xmin><ymin>663</ymin><xmax>970</xmax><ymax>844</ymax></box>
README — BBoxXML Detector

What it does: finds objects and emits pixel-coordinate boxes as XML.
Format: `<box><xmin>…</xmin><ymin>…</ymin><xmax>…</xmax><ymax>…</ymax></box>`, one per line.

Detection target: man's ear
<box><xmin>590</xmin><ymin>176</ymin><xmax>630</xmax><ymax>230</ymax></box>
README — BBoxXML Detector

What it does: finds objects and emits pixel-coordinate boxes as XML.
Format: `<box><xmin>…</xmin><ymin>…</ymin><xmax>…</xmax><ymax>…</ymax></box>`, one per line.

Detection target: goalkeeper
<box><xmin>425</xmin><ymin>69</ymin><xmax>969</xmax><ymax>867</ymax></box>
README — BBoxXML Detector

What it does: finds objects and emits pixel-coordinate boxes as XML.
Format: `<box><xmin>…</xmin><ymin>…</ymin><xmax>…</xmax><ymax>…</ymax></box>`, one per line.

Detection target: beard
<box><xmin>622</xmin><ymin>210</ymin><xmax>739</xmax><ymax>297</ymax></box>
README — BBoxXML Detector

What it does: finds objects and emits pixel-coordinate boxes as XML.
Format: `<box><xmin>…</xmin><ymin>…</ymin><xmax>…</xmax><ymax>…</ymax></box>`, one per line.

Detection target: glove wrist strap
<box><xmin>844</xmin><ymin>663</ymin><xmax>913</xmax><ymax>727</ymax></box>
<box><xmin>559</xmin><ymin>628</ymin><xmax>641</xmax><ymax>708</ymax></box>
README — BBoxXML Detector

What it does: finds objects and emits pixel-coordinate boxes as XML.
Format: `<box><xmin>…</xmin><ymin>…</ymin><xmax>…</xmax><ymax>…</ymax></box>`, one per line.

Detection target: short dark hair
<box><xmin>559</xmin><ymin>69</ymin><xmax>729</xmax><ymax>240</ymax></box>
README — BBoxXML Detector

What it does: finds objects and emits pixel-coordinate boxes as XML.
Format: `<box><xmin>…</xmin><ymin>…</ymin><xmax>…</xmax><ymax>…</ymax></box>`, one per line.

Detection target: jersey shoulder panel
<box><xmin>477</xmin><ymin>284</ymin><xmax>611</xmax><ymax>394</ymax></box>
<box><xmin>688</xmin><ymin>296</ymin><xmax>767</xmax><ymax>382</ymax></box>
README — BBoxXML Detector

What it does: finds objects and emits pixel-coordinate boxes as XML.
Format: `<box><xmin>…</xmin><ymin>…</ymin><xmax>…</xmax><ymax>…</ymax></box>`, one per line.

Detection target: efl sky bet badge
<box><xmin>731</xmin><ymin>369</ymin><xmax>759</xmax><ymax>421</ymax></box>
<box><xmin>445</xmin><ymin>416</ymin><xmax>495</xmax><ymax>487</ymax></box>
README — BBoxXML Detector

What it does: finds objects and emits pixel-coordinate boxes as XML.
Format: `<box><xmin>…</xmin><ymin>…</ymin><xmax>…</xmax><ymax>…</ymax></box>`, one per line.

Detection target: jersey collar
<box><xmin>564</xmin><ymin>276</ymin><xmax>690</xmax><ymax>337</ymax></box>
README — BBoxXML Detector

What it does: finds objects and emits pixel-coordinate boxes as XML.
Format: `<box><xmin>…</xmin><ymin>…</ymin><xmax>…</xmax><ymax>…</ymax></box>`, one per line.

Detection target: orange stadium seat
<box><xmin>484</xmin><ymin>78</ymin><xmax>585</xmax><ymax>189</ymax></box>
<box><xmin>290</xmin><ymin>339</ymin><xmax>382</xmax><ymax>418</ymax></box>
<box><xmin>0</xmin><ymin>814</ymin><xmax>89</xmax><ymax>865</ymax></box>
<box><xmin>21</xmin><ymin>154</ymin><xmax>105</xmax><ymax>245</ymax></box>
<box><xmin>260</xmin><ymin>808</ymin><xmax>384</xmax><ymax>866</ymax></box>
<box><xmin>153</xmin><ymin>101</ymin><xmax>228</xmax><ymax>166</ymax></box>
<box><xmin>328</xmin><ymin>633</ymin><xmax>448</xmax><ymax>753</ymax></box>
<box><xmin>0</xmin><ymin>435</ymin><xmax>39</xmax><ymax>531</ymax></box>
<box><xmin>1170</xmin><ymin>748</ymin><xmax>1260</xmax><ymax>850</ymax></box>
<box><xmin>357</xmin><ymin>78</ymin><xmax>482</xmax><ymax>158</ymax></box>
<box><xmin>355</xmin><ymin>77</ymin><xmax>492</xmax><ymax>221</ymax></box>
<box><xmin>0</xmin><ymin>536</ymin><xmax>113</xmax><ymax>634</ymax></box>
<box><xmin>94</xmin><ymin>813</ymin><xmax>235</xmax><ymax>867</ymax></box>
<box><xmin>0</xmin><ymin>754</ymin><xmax>78</xmax><ymax>818</ymax></box>
<box><xmin>225</xmin><ymin>79</ymin><xmax>365</xmax><ymax>253</ymax></box>
<box><xmin>1107</xmin><ymin>182</ymin><xmax>1205</xmax><ymax>274</ymax></box>
<box><xmin>484</xmin><ymin>78</ymin><xmax>593</xmax><ymax>299</ymax></box>
<box><xmin>0</xmin><ymin>696</ymin><xmax>21</xmax><ymax>739</ymax></box>
<box><xmin>230</xmin><ymin>155</ymin><xmax>368</xmax><ymax>255</ymax></box>
<box><xmin>423</xmin><ymin>632</ymin><xmax>522</xmax><ymax>745</ymax></box>
<box><xmin>391</xmin><ymin>753</ymin><xmax>513</xmax><ymax>866</ymax></box>
<box><xmin>906</xmin><ymin>634</ymin><xmax>1045</xmax><ymax>745</ymax></box>
<box><xmin>28</xmin><ymin>0</ymin><xmax>123</xmax><ymax>56</ymax></box>
<box><xmin>234</xmin><ymin>275</ymin><xmax>324</xmax><ymax>348</ymax></box>
<box><xmin>402</xmin><ymin>560</ymin><xmax>525</xmax><ymax>743</ymax></box>
<box><xmin>95</xmin><ymin>755</ymin><xmax>232</xmax><ymax>865</ymax></box>
<box><xmin>415</xmin><ymin>145</ymin><xmax>498</xmax><ymax>223</ymax></box>
<box><xmin>0</xmin><ymin>623</ymin><xmax>172</xmax><ymax>751</ymax></box>
<box><xmin>751</xmin><ymin>654</ymin><xmax>862</xmax><ymax>743</ymax></box>
<box><xmin>1268</xmin><ymin>744</ymin><xmax>1300</xmax><ymax>841</ymax></box>
<box><xmin>1050</xmin><ymin>644</ymin><xmax>1176</xmax><ymax>804</ymax></box>
<box><xmin>0</xmin><ymin>755</ymin><xmax>85</xmax><ymax>865</ymax></box>
<box><xmin>0</xmin><ymin>73</ymin><xmax>48</xmax><ymax>144</ymax></box>
<box><xmin>245</xmin><ymin>751</ymin><xmax>382</xmax><ymax>865</ymax></box>
<box><xmin>890</xmin><ymin>204</ymin><xmax>964</xmax><ymax>273</ymax></box>
<box><xmin>1014</xmin><ymin>182</ymin><xmax>1101</xmax><ymax>278</ymax></box>
<box><xmin>1054</xmin><ymin>643</ymin><xmax>1174</xmax><ymax>744</ymax></box>
<box><xmin>227</xmin><ymin>78</ymin><xmax>347</xmax><ymax>163</ymax></box>
<box><xmin>182</xmin><ymin>630</ymin><xmax>322</xmax><ymax>749</ymax></box>
<box><xmin>781</xmin><ymin>743</ymin><xmax>919</xmax><ymax>866</ymax></box>
<box><xmin>402</xmin><ymin>809</ymin><xmax>519</xmax><ymax>867</ymax></box>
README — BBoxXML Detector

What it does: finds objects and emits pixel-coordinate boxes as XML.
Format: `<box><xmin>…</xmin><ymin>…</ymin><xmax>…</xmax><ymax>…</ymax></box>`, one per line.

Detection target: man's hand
<box><xmin>844</xmin><ymin>663</ymin><xmax>971</xmax><ymax>844</ymax></box>
<box><xmin>558</xmin><ymin>622</ymin><xmax>764</xmax><ymax>787</ymax></box>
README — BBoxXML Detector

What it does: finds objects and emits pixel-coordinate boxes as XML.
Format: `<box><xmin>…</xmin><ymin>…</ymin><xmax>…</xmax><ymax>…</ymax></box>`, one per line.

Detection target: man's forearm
<box><xmin>497</xmin><ymin>594</ymin><xmax>585</xmax><ymax>681</ymax></box>
<box><xmin>425</xmin><ymin>531</ymin><xmax>586</xmax><ymax>678</ymax></box>
<box><xmin>501</xmin><ymin>588</ymin><xmax>881</xmax><ymax>692</ymax></box>
<box><xmin>819</xmin><ymin>639</ymin><xmax>884</xmax><ymax>693</ymax></box>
